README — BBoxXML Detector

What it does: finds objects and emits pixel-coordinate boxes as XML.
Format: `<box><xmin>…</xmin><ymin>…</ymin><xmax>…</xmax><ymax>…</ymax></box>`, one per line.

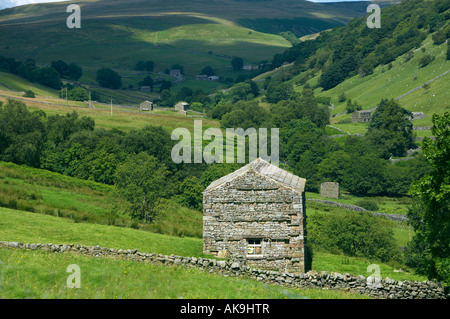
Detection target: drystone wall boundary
<box><xmin>0</xmin><ymin>241</ymin><xmax>446</xmax><ymax>299</ymax></box>
<box><xmin>307</xmin><ymin>199</ymin><xmax>408</xmax><ymax>222</ymax></box>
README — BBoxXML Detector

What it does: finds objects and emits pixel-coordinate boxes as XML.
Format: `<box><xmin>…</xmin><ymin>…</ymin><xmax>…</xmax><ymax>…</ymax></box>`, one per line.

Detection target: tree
<box><xmin>31</xmin><ymin>67</ymin><xmax>62</xmax><ymax>89</ymax></box>
<box><xmin>135</xmin><ymin>61</ymin><xmax>146</xmax><ymax>71</ymax></box>
<box><xmin>178</xmin><ymin>176</ymin><xmax>203</xmax><ymax>211</ymax></box>
<box><xmin>51</xmin><ymin>60</ymin><xmax>69</xmax><ymax>77</ymax></box>
<box><xmin>159</xmin><ymin>80</ymin><xmax>172</xmax><ymax>92</ymax></box>
<box><xmin>230</xmin><ymin>82</ymin><xmax>254</xmax><ymax>102</ymax></box>
<box><xmin>23</xmin><ymin>90</ymin><xmax>35</xmax><ymax>98</ymax></box>
<box><xmin>201</xmin><ymin>66</ymin><xmax>214</xmax><ymax>76</ymax></box>
<box><xmin>115</xmin><ymin>152</ymin><xmax>170</xmax><ymax>223</ymax></box>
<box><xmin>366</xmin><ymin>99</ymin><xmax>415</xmax><ymax>158</ymax></box>
<box><xmin>231</xmin><ymin>57</ymin><xmax>244</xmax><ymax>71</ymax></box>
<box><xmin>67</xmin><ymin>87</ymin><xmax>89</xmax><ymax>101</ymax></box>
<box><xmin>144</xmin><ymin>61</ymin><xmax>154</xmax><ymax>72</ymax></box>
<box><xmin>171</xmin><ymin>63</ymin><xmax>184</xmax><ymax>75</ymax></box>
<box><xmin>67</xmin><ymin>63</ymin><xmax>83</xmax><ymax>81</ymax></box>
<box><xmin>406</xmin><ymin>113</ymin><xmax>450</xmax><ymax>283</ymax></box>
<box><xmin>419</xmin><ymin>54</ymin><xmax>434</xmax><ymax>68</ymax></box>
<box><xmin>135</xmin><ymin>60</ymin><xmax>154</xmax><ymax>72</ymax></box>
<box><xmin>0</xmin><ymin>99</ymin><xmax>45</xmax><ymax>167</ymax></box>
<box><xmin>139</xmin><ymin>75</ymin><xmax>154</xmax><ymax>91</ymax></box>
<box><xmin>308</xmin><ymin>211</ymin><xmax>399</xmax><ymax>263</ymax></box>
<box><xmin>266</xmin><ymin>82</ymin><xmax>293</xmax><ymax>104</ymax></box>
<box><xmin>96</xmin><ymin>68</ymin><xmax>122</xmax><ymax>89</ymax></box>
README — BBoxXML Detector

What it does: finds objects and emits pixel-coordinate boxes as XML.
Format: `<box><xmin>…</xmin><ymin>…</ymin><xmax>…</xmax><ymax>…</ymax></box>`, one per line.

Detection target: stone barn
<box><xmin>140</xmin><ymin>101</ymin><xmax>153</xmax><ymax>111</ymax></box>
<box><xmin>174</xmin><ymin>101</ymin><xmax>189</xmax><ymax>115</ymax></box>
<box><xmin>320</xmin><ymin>182</ymin><xmax>339</xmax><ymax>199</ymax></box>
<box><xmin>203</xmin><ymin>158</ymin><xmax>309</xmax><ymax>273</ymax></box>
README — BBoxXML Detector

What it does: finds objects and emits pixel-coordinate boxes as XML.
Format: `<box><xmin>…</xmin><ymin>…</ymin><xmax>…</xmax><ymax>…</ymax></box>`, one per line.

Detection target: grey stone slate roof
<box><xmin>204</xmin><ymin>158</ymin><xmax>306</xmax><ymax>193</ymax></box>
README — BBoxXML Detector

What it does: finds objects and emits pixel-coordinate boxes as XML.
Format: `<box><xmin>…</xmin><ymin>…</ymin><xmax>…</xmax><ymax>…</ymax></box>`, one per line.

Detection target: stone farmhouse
<box><xmin>351</xmin><ymin>110</ymin><xmax>372</xmax><ymax>123</ymax></box>
<box><xmin>203</xmin><ymin>158</ymin><xmax>309</xmax><ymax>273</ymax></box>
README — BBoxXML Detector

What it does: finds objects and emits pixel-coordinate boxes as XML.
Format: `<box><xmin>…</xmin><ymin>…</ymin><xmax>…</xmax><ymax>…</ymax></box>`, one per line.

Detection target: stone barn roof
<box><xmin>204</xmin><ymin>158</ymin><xmax>306</xmax><ymax>193</ymax></box>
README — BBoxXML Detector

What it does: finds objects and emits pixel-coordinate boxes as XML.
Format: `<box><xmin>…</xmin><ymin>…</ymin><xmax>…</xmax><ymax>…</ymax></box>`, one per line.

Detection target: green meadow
<box><xmin>0</xmin><ymin>161</ymin><xmax>203</xmax><ymax>239</ymax></box>
<box><xmin>0</xmin><ymin>247</ymin><xmax>368</xmax><ymax>299</ymax></box>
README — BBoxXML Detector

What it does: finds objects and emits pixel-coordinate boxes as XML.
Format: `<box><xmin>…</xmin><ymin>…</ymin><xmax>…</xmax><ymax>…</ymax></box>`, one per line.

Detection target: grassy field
<box><xmin>0</xmin><ymin>161</ymin><xmax>203</xmax><ymax>238</ymax></box>
<box><xmin>0</xmin><ymin>72</ymin><xmax>60</xmax><ymax>97</ymax></box>
<box><xmin>0</xmin><ymin>206</ymin><xmax>426</xmax><ymax>283</ymax></box>
<box><xmin>0</xmin><ymin>247</ymin><xmax>369</xmax><ymax>299</ymax></box>
<box><xmin>0</xmin><ymin>89</ymin><xmax>220</xmax><ymax>132</ymax></box>
<box><xmin>0</xmin><ymin>160</ymin><xmax>422</xmax><ymax>280</ymax></box>
<box><xmin>0</xmin><ymin>207</ymin><xmax>203</xmax><ymax>257</ymax></box>
<box><xmin>306</xmin><ymin>191</ymin><xmax>412</xmax><ymax>216</ymax></box>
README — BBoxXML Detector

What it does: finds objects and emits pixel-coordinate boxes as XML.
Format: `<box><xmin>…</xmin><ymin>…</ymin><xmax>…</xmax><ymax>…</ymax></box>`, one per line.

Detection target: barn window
<box><xmin>247</xmin><ymin>239</ymin><xmax>262</xmax><ymax>256</ymax></box>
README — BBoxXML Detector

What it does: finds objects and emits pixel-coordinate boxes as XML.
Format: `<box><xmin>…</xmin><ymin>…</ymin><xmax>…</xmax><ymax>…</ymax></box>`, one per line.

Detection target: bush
<box><xmin>355</xmin><ymin>200</ymin><xmax>379</xmax><ymax>211</ymax></box>
<box><xmin>23</xmin><ymin>90</ymin><xmax>35</xmax><ymax>98</ymax></box>
<box><xmin>418</xmin><ymin>54</ymin><xmax>435</xmax><ymax>68</ymax></box>
<box><xmin>308</xmin><ymin>211</ymin><xmax>399</xmax><ymax>262</ymax></box>
<box><xmin>96</xmin><ymin>68</ymin><xmax>122</xmax><ymax>89</ymax></box>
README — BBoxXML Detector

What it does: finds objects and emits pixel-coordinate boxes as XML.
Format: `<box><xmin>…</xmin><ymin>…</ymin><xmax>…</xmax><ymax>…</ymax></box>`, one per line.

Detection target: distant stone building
<box><xmin>243</xmin><ymin>64</ymin><xmax>259</xmax><ymax>71</ymax></box>
<box><xmin>351</xmin><ymin>110</ymin><xmax>372</xmax><ymax>123</ymax></box>
<box><xmin>140</xmin><ymin>101</ymin><xmax>153</xmax><ymax>111</ymax></box>
<box><xmin>196</xmin><ymin>74</ymin><xmax>208</xmax><ymax>80</ymax></box>
<box><xmin>175</xmin><ymin>101</ymin><xmax>189</xmax><ymax>115</ymax></box>
<box><xmin>320</xmin><ymin>182</ymin><xmax>339</xmax><ymax>199</ymax></box>
<box><xmin>140</xmin><ymin>86</ymin><xmax>151</xmax><ymax>92</ymax></box>
<box><xmin>170</xmin><ymin>69</ymin><xmax>182</xmax><ymax>77</ymax></box>
<box><xmin>208</xmin><ymin>76</ymin><xmax>220</xmax><ymax>81</ymax></box>
<box><xmin>203</xmin><ymin>158</ymin><xmax>309</xmax><ymax>273</ymax></box>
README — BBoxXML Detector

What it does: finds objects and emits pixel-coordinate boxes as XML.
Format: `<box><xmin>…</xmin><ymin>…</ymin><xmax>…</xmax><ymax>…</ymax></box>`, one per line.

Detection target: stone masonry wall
<box><xmin>203</xmin><ymin>171</ymin><xmax>307</xmax><ymax>272</ymax></box>
<box><xmin>320</xmin><ymin>182</ymin><xmax>339</xmax><ymax>199</ymax></box>
<box><xmin>0</xmin><ymin>241</ymin><xmax>447</xmax><ymax>299</ymax></box>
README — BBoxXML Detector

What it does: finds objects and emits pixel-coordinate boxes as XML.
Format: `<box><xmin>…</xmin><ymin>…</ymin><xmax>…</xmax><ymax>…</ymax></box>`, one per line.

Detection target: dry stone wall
<box><xmin>307</xmin><ymin>199</ymin><xmax>408</xmax><ymax>222</ymax></box>
<box><xmin>0</xmin><ymin>241</ymin><xmax>447</xmax><ymax>299</ymax></box>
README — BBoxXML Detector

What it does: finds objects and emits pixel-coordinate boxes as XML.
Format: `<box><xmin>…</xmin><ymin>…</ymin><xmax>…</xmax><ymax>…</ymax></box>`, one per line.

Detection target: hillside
<box><xmin>313</xmin><ymin>34</ymin><xmax>449</xmax><ymax>131</ymax></box>
<box><xmin>0</xmin><ymin>0</ymin><xmax>371</xmax><ymax>81</ymax></box>
<box><xmin>254</xmin><ymin>0</ymin><xmax>449</xmax><ymax>133</ymax></box>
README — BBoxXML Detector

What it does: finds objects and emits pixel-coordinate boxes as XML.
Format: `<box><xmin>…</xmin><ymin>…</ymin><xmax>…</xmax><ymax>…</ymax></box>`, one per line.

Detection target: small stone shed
<box><xmin>175</xmin><ymin>101</ymin><xmax>189</xmax><ymax>115</ymax></box>
<box><xmin>140</xmin><ymin>101</ymin><xmax>153</xmax><ymax>111</ymax></box>
<box><xmin>320</xmin><ymin>182</ymin><xmax>339</xmax><ymax>199</ymax></box>
<box><xmin>203</xmin><ymin>158</ymin><xmax>309</xmax><ymax>272</ymax></box>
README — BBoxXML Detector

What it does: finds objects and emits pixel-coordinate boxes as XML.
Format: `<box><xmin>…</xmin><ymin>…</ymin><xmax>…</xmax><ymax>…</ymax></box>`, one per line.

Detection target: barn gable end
<box><xmin>203</xmin><ymin>158</ymin><xmax>309</xmax><ymax>272</ymax></box>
